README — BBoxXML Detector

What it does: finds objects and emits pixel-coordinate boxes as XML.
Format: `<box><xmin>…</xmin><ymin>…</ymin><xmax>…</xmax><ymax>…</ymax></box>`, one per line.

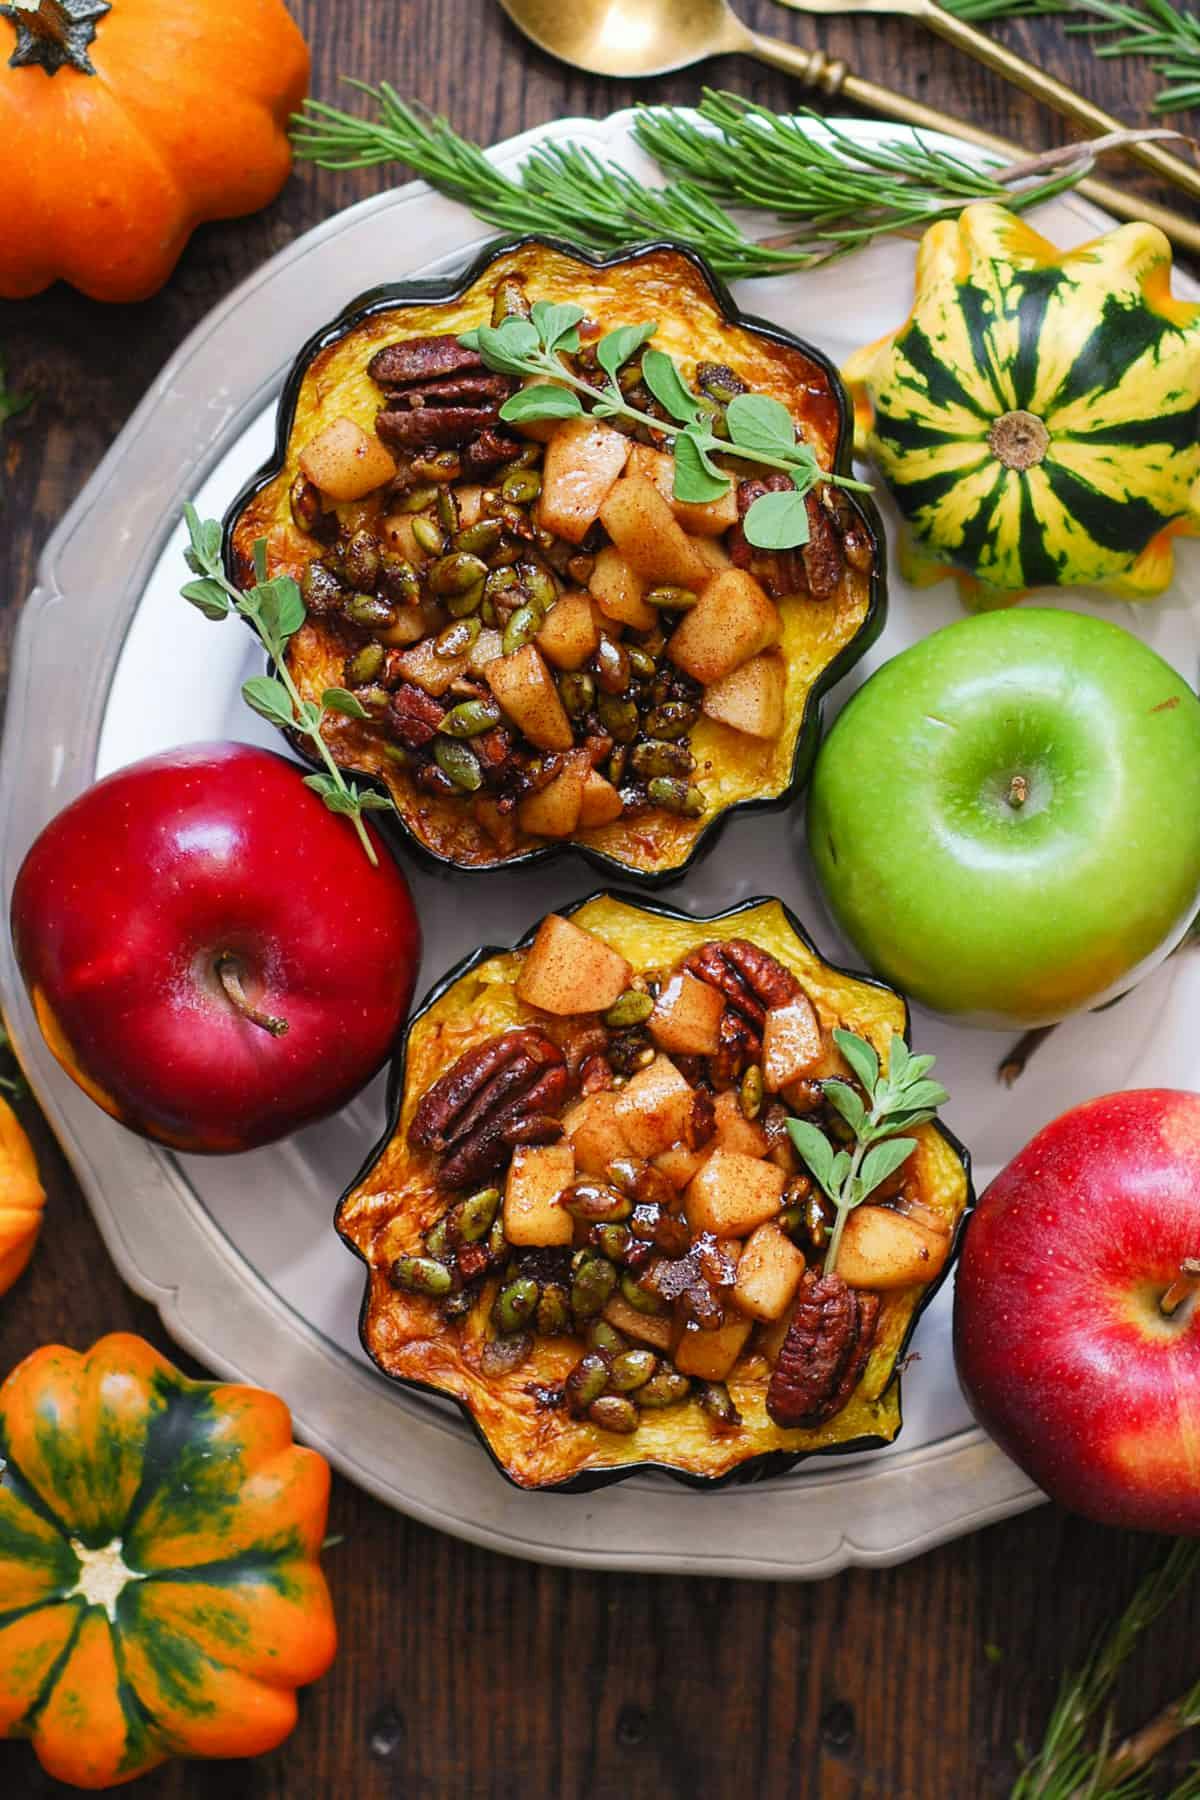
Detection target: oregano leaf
<box><xmin>531</xmin><ymin>299</ymin><xmax>585</xmax><ymax>356</ymax></box>
<box><xmin>596</xmin><ymin>321</ymin><xmax>657</xmax><ymax>388</ymax></box>
<box><xmin>822</xmin><ymin>1079</ymin><xmax>867</xmax><ymax>1136</ymax></box>
<box><xmin>297</xmin><ymin>698</ymin><xmax>323</xmax><ymax>732</ymax></box>
<box><xmin>356</xmin><ymin>789</ymin><xmax>395</xmax><ymax>812</ymax></box>
<box><xmin>786</xmin><ymin>1119</ymin><xmax>835</xmax><ymax>1194</ymax></box>
<box><xmin>832</xmin><ymin>1028</ymin><xmax>879</xmax><ymax>1094</ymax></box>
<box><xmin>250</xmin><ymin>575</ymin><xmax>305</xmax><ymax>646</ymax></box>
<box><xmin>322</xmin><ymin>686</ymin><xmax>371</xmax><ymax>719</ymax></box>
<box><xmin>499</xmin><ymin>384</ymin><xmax>583</xmax><ymax>425</ymax></box>
<box><xmin>672</xmin><ymin>430</ymin><xmax>730</xmax><ymax>504</ymax></box>
<box><xmin>889</xmin><ymin>1077</ymin><xmax>950</xmax><ymax>1113</ymax></box>
<box><xmin>241</xmin><ymin>676</ymin><xmax>296</xmax><ymax>729</ymax></box>
<box><xmin>180</xmin><ymin>578</ymin><xmax>230</xmax><ymax>621</ymax></box>
<box><xmin>725</xmin><ymin>392</ymin><xmax>797</xmax><ymax>457</ymax></box>
<box><xmin>640</xmin><ymin>348</ymin><xmax>699</xmax><ymax>424</ymax></box>
<box><xmin>464</xmin><ymin>318</ymin><xmax>539</xmax><ymax>375</ymax></box>
<box><xmin>856</xmin><ymin>1137</ymin><xmax>919</xmax><ymax>1204</ymax></box>
<box><xmin>743</xmin><ymin>487</ymin><xmax>812</xmax><ymax>551</ymax></box>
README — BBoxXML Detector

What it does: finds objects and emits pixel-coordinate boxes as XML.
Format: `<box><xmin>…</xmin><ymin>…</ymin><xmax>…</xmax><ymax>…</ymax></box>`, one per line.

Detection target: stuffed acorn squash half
<box><xmin>226</xmin><ymin>238</ymin><xmax>883</xmax><ymax>881</ymax></box>
<box><xmin>336</xmin><ymin>894</ymin><xmax>971</xmax><ymax>1491</ymax></box>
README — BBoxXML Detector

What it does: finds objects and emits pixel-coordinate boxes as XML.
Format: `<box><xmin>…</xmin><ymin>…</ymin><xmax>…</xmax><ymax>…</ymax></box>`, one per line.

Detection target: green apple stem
<box><xmin>216</xmin><ymin>956</ymin><xmax>289</xmax><ymax>1038</ymax></box>
<box><xmin>1160</xmin><ymin>1258</ymin><xmax>1200</xmax><ymax>1318</ymax></box>
<box><xmin>1007</xmin><ymin>773</ymin><xmax>1029</xmax><ymax>808</ymax></box>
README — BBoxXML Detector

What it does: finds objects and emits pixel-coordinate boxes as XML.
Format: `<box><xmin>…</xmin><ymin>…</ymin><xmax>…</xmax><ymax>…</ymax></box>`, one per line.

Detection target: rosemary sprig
<box><xmin>463</xmin><ymin>303</ymin><xmax>869</xmax><ymax>549</ymax></box>
<box><xmin>1011</xmin><ymin>1539</ymin><xmax>1200</xmax><ymax>1798</ymax></box>
<box><xmin>785</xmin><ymin>1031</ymin><xmax>948</xmax><ymax>1275</ymax></box>
<box><xmin>940</xmin><ymin>0</ymin><xmax>1200</xmax><ymax>114</ymax></box>
<box><xmin>289</xmin><ymin>86</ymin><xmax>1097</xmax><ymax>279</ymax></box>
<box><xmin>179</xmin><ymin>506</ymin><xmax>393</xmax><ymax>865</ymax></box>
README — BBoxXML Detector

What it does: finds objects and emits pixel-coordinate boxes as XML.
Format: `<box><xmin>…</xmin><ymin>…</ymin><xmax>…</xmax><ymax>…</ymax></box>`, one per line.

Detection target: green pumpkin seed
<box><xmin>647</xmin><ymin>777</ymin><xmax>705</xmax><ymax>817</ymax></box>
<box><xmin>535</xmin><ymin>1284</ymin><xmax>572</xmax><ymax>1337</ymax></box>
<box><xmin>454</xmin><ymin>519</ymin><xmax>504</xmax><ymax>558</ymax></box>
<box><xmin>445</xmin><ymin>580</ymin><xmax>484</xmax><ymax>619</ymax></box>
<box><xmin>498</xmin><ymin>443</ymin><xmax>542</xmax><ymax>474</ymax></box>
<box><xmin>429</xmin><ymin>552</ymin><xmax>489</xmax><ymax>598</ymax></box>
<box><xmin>458</xmin><ymin>1187</ymin><xmax>501</xmax><ymax>1243</ymax></box>
<box><xmin>604</xmin><ymin>989</ymin><xmax>655</xmax><ymax>1029</ymax></box>
<box><xmin>488</xmin><ymin>1216</ymin><xmax>508</xmax><ymax>1259</ymax></box>
<box><xmin>396</xmin><ymin>483</ymin><xmax>438</xmax><ymax>514</ymax></box>
<box><xmin>502</xmin><ymin>602</ymin><xmax>543</xmax><ymax>656</ymax></box>
<box><xmin>562</xmin><ymin>1181</ymin><xmax>633</xmax><ymax>1224</ymax></box>
<box><xmin>491</xmin><ymin>278</ymin><xmax>531</xmax><ymax>325</ymax></box>
<box><xmin>642</xmin><ymin>701</ymin><xmax>697</xmax><ymax>740</ymax></box>
<box><xmin>411</xmin><ymin>516</ymin><xmax>445</xmax><ymax>556</ymax></box>
<box><xmin>740</xmin><ymin>1064</ymin><xmax>765</xmax><ymax>1122</ymax></box>
<box><xmin>501</xmin><ymin>468</ymin><xmax>542</xmax><ymax>506</ymax></box>
<box><xmin>638</xmin><ymin>1369</ymin><xmax>691</xmax><ymax>1408</ymax></box>
<box><xmin>627</xmin><ymin>645</ymin><xmax>658</xmax><ymax>680</ymax></box>
<box><xmin>379</xmin><ymin>555</ymin><xmax>422</xmax><ymax>605</ymax></box>
<box><xmin>645</xmin><ymin>585</ymin><xmax>699</xmax><ymax>612</ymax></box>
<box><xmin>619</xmin><ymin>1271</ymin><xmax>668</xmax><ymax>1316</ymax></box>
<box><xmin>344</xmin><ymin>593</ymin><xmax>397</xmax><ymax>631</ymax></box>
<box><xmin>805</xmin><ymin>1194</ymin><xmax>829</xmax><ymax>1249</ymax></box>
<box><xmin>301</xmin><ymin>560</ymin><xmax>345</xmax><ymax>610</ymax></box>
<box><xmin>631</xmin><ymin>739</ymin><xmax>695</xmax><ymax>781</ymax></box>
<box><xmin>434</xmin><ymin>738</ymin><xmax>483</xmax><ymax>792</ymax></box>
<box><xmin>390</xmin><ymin>1255</ymin><xmax>453</xmax><ymax>1298</ymax></box>
<box><xmin>609</xmin><ymin>1349</ymin><xmax>658</xmax><ymax>1393</ymax></box>
<box><xmin>437</xmin><ymin>487</ymin><xmax>460</xmax><ymax>535</ymax></box>
<box><xmin>480</xmin><ymin>1331</ymin><xmax>532</xmax><ymax>1377</ymax></box>
<box><xmin>440</xmin><ymin>697</ymin><xmax>502</xmax><ymax>739</ymax></box>
<box><xmin>493</xmin><ymin>1276</ymin><xmax>540</xmax><ymax>1335</ymax></box>
<box><xmin>356</xmin><ymin>684</ymin><xmax>391</xmax><ymax>714</ymax></box>
<box><xmin>565</xmin><ymin>1350</ymin><xmax>612</xmax><ymax>1415</ymax></box>
<box><xmin>345</xmin><ymin>642</ymin><xmax>385</xmax><ymax>687</ymax></box>
<box><xmin>586</xmin><ymin>1319</ymin><xmax>628</xmax><ymax>1355</ymax></box>
<box><xmin>520</xmin><ymin>562</ymin><xmax>559</xmax><ymax>612</ymax></box>
<box><xmin>699</xmin><ymin>1381</ymin><xmax>742</xmax><ymax>1428</ymax></box>
<box><xmin>608</xmin><ymin>746</ymin><xmax>628</xmax><ymax>784</ymax></box>
<box><xmin>342</xmin><ymin>530</ymin><xmax>382</xmax><ymax>592</ymax></box>
<box><xmin>588</xmin><ymin>1394</ymin><xmax>639</xmax><ymax>1434</ymax></box>
<box><xmin>424</xmin><ymin>1218</ymin><xmax>450</xmax><ymax>1260</ymax></box>
<box><xmin>594</xmin><ymin>636</ymin><xmax>631</xmax><ymax>695</ymax></box>
<box><xmin>597</xmin><ymin>694</ymin><xmax>639</xmax><ymax>743</ymax></box>
<box><xmin>435</xmin><ymin>616</ymin><xmax>482</xmax><ymax>659</ymax></box>
<box><xmin>592</xmin><ymin>1223</ymin><xmax>632</xmax><ymax>1261</ymax></box>
<box><xmin>558</xmin><ymin>671</ymin><xmax>596</xmax><ymax>718</ymax></box>
<box><xmin>570</xmin><ymin>1255</ymin><xmax>617</xmax><ymax>1320</ymax></box>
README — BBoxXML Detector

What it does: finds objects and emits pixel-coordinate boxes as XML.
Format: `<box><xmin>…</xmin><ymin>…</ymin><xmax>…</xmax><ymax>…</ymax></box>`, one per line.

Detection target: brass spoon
<box><xmin>772</xmin><ymin>0</ymin><xmax>1200</xmax><ymax>205</ymax></box>
<box><xmin>496</xmin><ymin>0</ymin><xmax>1200</xmax><ymax>254</ymax></box>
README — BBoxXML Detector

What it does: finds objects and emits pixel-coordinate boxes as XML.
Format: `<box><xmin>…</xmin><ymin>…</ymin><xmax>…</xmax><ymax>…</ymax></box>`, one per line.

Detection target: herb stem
<box><xmin>267</xmin><ymin>635</ymin><xmax>379</xmax><ymax>866</ymax></box>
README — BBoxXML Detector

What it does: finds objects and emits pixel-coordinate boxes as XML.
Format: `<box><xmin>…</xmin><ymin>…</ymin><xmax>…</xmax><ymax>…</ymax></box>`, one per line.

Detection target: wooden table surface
<box><xmin>2</xmin><ymin>3</ymin><xmax>1199</xmax><ymax>1794</ymax></box>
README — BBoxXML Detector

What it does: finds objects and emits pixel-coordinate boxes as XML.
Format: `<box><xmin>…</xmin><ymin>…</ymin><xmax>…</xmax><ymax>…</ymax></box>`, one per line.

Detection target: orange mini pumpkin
<box><xmin>0</xmin><ymin>1334</ymin><xmax>337</xmax><ymax>1788</ymax></box>
<box><xmin>0</xmin><ymin>0</ymin><xmax>310</xmax><ymax>301</ymax></box>
<box><xmin>0</xmin><ymin>1093</ymin><xmax>43</xmax><ymax>1294</ymax></box>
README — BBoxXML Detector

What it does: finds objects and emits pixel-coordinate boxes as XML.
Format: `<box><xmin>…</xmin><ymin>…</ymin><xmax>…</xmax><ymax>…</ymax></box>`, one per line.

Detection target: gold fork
<box><xmin>771</xmin><ymin>0</ymin><xmax>1200</xmax><ymax>202</ymax></box>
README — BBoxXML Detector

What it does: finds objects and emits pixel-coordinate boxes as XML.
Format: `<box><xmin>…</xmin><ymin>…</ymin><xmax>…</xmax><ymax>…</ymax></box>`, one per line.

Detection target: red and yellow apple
<box><xmin>954</xmin><ymin>1089</ymin><xmax>1200</xmax><ymax>1532</ymax></box>
<box><xmin>10</xmin><ymin>742</ymin><xmax>421</xmax><ymax>1152</ymax></box>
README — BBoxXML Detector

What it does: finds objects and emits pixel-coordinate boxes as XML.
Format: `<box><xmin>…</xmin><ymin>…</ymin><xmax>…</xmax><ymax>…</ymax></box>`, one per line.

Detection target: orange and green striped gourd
<box><xmin>0</xmin><ymin>1333</ymin><xmax>336</xmax><ymax>1789</ymax></box>
<box><xmin>844</xmin><ymin>203</ymin><xmax>1200</xmax><ymax>606</ymax></box>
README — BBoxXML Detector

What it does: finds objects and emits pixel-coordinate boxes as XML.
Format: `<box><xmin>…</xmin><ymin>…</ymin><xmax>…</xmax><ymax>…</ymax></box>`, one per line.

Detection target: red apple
<box><xmin>954</xmin><ymin>1090</ymin><xmax>1200</xmax><ymax>1533</ymax></box>
<box><xmin>10</xmin><ymin>742</ymin><xmax>421</xmax><ymax>1152</ymax></box>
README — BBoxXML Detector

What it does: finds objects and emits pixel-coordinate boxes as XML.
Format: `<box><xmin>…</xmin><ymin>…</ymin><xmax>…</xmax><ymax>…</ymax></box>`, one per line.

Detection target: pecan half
<box><xmin>367</xmin><ymin>335</ymin><xmax>485</xmax><ymax>387</ymax></box>
<box><xmin>766</xmin><ymin>1271</ymin><xmax>880</xmax><ymax>1428</ymax></box>
<box><xmin>802</xmin><ymin>491</ymin><xmax>845</xmax><ymax>602</ymax></box>
<box><xmin>383</xmin><ymin>372</ymin><xmax>514</xmax><ymax>410</ymax></box>
<box><xmin>376</xmin><ymin>405</ymin><xmax>506</xmax><ymax>453</ymax></box>
<box><xmin>410</xmin><ymin>1028</ymin><xmax>563</xmax><ymax>1153</ymax></box>
<box><xmin>388</xmin><ymin>682</ymin><xmax>446</xmax><ymax>749</ymax></box>
<box><xmin>439</xmin><ymin>1064</ymin><xmax>570</xmax><ymax>1190</ymax></box>
<box><xmin>462</xmin><ymin>428</ymin><xmax>524</xmax><ymax>474</ymax></box>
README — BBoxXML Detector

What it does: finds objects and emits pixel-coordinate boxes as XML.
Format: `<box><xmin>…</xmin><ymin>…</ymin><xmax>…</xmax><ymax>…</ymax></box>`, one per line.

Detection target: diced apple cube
<box><xmin>701</xmin><ymin>652</ymin><xmax>786</xmax><ymax>740</ymax></box>
<box><xmin>711</xmin><ymin>1088</ymin><xmax>768</xmax><ymax>1159</ymax></box>
<box><xmin>578</xmin><ymin>769</ymin><xmax>624</xmax><ymax>829</ymax></box>
<box><xmin>599</xmin><ymin>475</ymin><xmax>710</xmax><ymax>589</ymax></box>
<box><xmin>536</xmin><ymin>416</ymin><xmax>630</xmax><ymax>542</ymax></box>
<box><xmin>588</xmin><ymin>545</ymin><xmax>656</xmax><ymax>631</ymax></box>
<box><xmin>517</xmin><ymin>753</ymin><xmax>589</xmax><ymax>838</ymax></box>
<box><xmin>486</xmin><ymin>643</ymin><xmax>574</xmax><ymax>750</ymax></box>
<box><xmin>503</xmin><ymin>1143</ymin><xmax>576</xmax><ymax>1246</ymax></box>
<box><xmin>649</xmin><ymin>970</ymin><xmax>725</xmax><ymax>1056</ymax></box>
<box><xmin>376</xmin><ymin>605</ymin><xmax>426</xmax><ymax>647</ymax></box>
<box><xmin>456</xmin><ymin>485</ymin><xmax>484</xmax><ymax>529</ymax></box>
<box><xmin>627</xmin><ymin>443</ymin><xmax>739</xmax><ymax>536</ymax></box>
<box><xmin>732</xmin><ymin>1223</ymin><xmax>806</xmax><ymax>1321</ymax></box>
<box><xmin>517</xmin><ymin>914</ymin><xmax>632</xmax><ymax>1015</ymax></box>
<box><xmin>298</xmin><ymin>416</ymin><xmax>397</xmax><ymax>502</ymax></box>
<box><xmin>602</xmin><ymin>1294</ymin><xmax>675</xmax><ymax>1352</ymax></box>
<box><xmin>685</xmin><ymin>1148</ymin><xmax>786</xmax><ymax>1238</ymax></box>
<box><xmin>536</xmin><ymin>591</ymin><xmax>602</xmax><ymax>670</ymax></box>
<box><xmin>692</xmin><ymin>534</ymin><xmax>732</xmax><ymax>571</ymax></box>
<box><xmin>614</xmin><ymin>1054</ymin><xmax>697</xmax><ymax>1158</ymax></box>
<box><xmin>762</xmin><ymin>994</ymin><xmax>824</xmax><ymax>1093</ymax></box>
<box><xmin>562</xmin><ymin>1091</ymin><xmax>631</xmax><ymax>1175</ymax></box>
<box><xmin>674</xmin><ymin>1313</ymin><xmax>753</xmax><ymax>1381</ymax></box>
<box><xmin>381</xmin><ymin>513</ymin><xmax>434</xmax><ymax>566</ymax></box>
<box><xmin>756</xmin><ymin>1310</ymin><xmax>793</xmax><ymax>1368</ymax></box>
<box><xmin>837</xmin><ymin>1204</ymin><xmax>947</xmax><ymax>1290</ymax></box>
<box><xmin>652</xmin><ymin>1142</ymin><xmax>710</xmax><ymax>1190</ymax></box>
<box><xmin>667</xmin><ymin>569</ymin><xmax>781</xmax><ymax>686</ymax></box>
<box><xmin>393</xmin><ymin>637</ymin><xmax>469</xmax><ymax>696</ymax></box>
<box><xmin>466</xmin><ymin>626</ymin><xmax>505</xmax><ymax>675</ymax></box>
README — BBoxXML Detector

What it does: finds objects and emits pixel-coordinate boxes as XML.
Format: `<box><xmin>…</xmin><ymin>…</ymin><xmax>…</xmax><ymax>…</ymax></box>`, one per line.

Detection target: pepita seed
<box><xmin>619</xmin><ymin>1271</ymin><xmax>668</xmax><ymax>1316</ymax></box>
<box><xmin>647</xmin><ymin>776</ymin><xmax>705</xmax><ymax>817</ymax></box>
<box><xmin>596</xmin><ymin>694</ymin><xmax>639</xmax><ymax>743</ymax></box>
<box><xmin>563</xmin><ymin>1180</ymin><xmax>633</xmax><ymax>1224</ymax></box>
<box><xmin>588</xmin><ymin>1394</ymin><xmax>639</xmax><ymax>1434</ymax></box>
<box><xmin>631</xmin><ymin>739</ymin><xmax>695</xmax><ymax>781</ymax></box>
<box><xmin>344</xmin><ymin>593</ymin><xmax>397</xmax><ymax>631</ymax></box>
<box><xmin>433</xmin><ymin>737</ymin><xmax>483</xmax><ymax>792</ymax></box>
<box><xmin>345</xmin><ymin>642</ymin><xmax>385</xmax><ymax>686</ymax></box>
<box><xmin>604</xmin><ymin>989</ymin><xmax>655</xmax><ymax>1029</ymax></box>
<box><xmin>638</xmin><ymin>1369</ymin><xmax>691</xmax><ymax>1408</ymax></box>
<box><xmin>594</xmin><ymin>635</ymin><xmax>631</xmax><ymax>695</ymax></box>
<box><xmin>591</xmin><ymin>1223</ymin><xmax>632</xmax><ymax>1261</ymax></box>
<box><xmin>390</xmin><ymin>1255</ymin><xmax>453</xmax><ymax>1298</ymax></box>
<box><xmin>454</xmin><ymin>519</ymin><xmax>504</xmax><ymax>557</ymax></box>
<box><xmin>397</xmin><ymin>483</ymin><xmax>438</xmax><ymax>514</ymax></box>
<box><xmin>343</xmin><ymin>531</ymin><xmax>382</xmax><ymax>591</ymax></box>
<box><xmin>480</xmin><ymin>1331</ymin><xmax>532</xmax><ymax>1376</ymax></box>
<box><xmin>302</xmin><ymin>560</ymin><xmax>346</xmax><ymax>610</ymax></box>
<box><xmin>627</xmin><ymin>645</ymin><xmax>658</xmax><ymax>680</ymax></box>
<box><xmin>520</xmin><ymin>562</ymin><xmax>558</xmax><ymax>612</ymax></box>
<box><xmin>379</xmin><ymin>555</ymin><xmax>422</xmax><ymax>606</ymax></box>
<box><xmin>740</xmin><ymin>1064</ymin><xmax>765</xmax><ymax>1121</ymax></box>
<box><xmin>437</xmin><ymin>487</ymin><xmax>459</xmax><ymax>535</ymax></box>
<box><xmin>558</xmin><ymin>671</ymin><xmax>596</xmax><ymax>718</ymax></box>
<box><xmin>699</xmin><ymin>1381</ymin><xmax>742</xmax><ymax>1428</ymax></box>
<box><xmin>535</xmin><ymin>1284</ymin><xmax>572</xmax><ymax>1337</ymax></box>
<box><xmin>645</xmin><ymin>585</ymin><xmax>698</xmax><ymax>612</ymax></box>
<box><xmin>411</xmin><ymin>516</ymin><xmax>445</xmax><ymax>556</ymax></box>
<box><xmin>493</xmin><ymin>1276</ymin><xmax>539</xmax><ymax>1335</ymax></box>
<box><xmin>609</xmin><ymin>1349</ymin><xmax>658</xmax><ymax>1393</ymax></box>
<box><xmin>429</xmin><ymin>551</ymin><xmax>489</xmax><ymax>598</ymax></box>
<box><xmin>565</xmin><ymin>1350</ymin><xmax>611</xmax><ymax>1415</ymax></box>
<box><xmin>501</xmin><ymin>468</ymin><xmax>543</xmax><ymax>506</ymax></box>
<box><xmin>440</xmin><ymin>697</ymin><xmax>502</xmax><ymax>738</ymax></box>
<box><xmin>502</xmin><ymin>602</ymin><xmax>543</xmax><ymax>656</ymax></box>
<box><xmin>424</xmin><ymin>1218</ymin><xmax>450</xmax><ymax>1259</ymax></box>
<box><xmin>569</xmin><ymin>1255</ymin><xmax>617</xmax><ymax>1320</ymax></box>
<box><xmin>458</xmin><ymin>1187</ymin><xmax>501</xmax><ymax>1242</ymax></box>
<box><xmin>434</xmin><ymin>616</ymin><xmax>482</xmax><ymax>659</ymax></box>
<box><xmin>642</xmin><ymin>701</ymin><xmax>698</xmax><ymax>740</ymax></box>
<box><xmin>586</xmin><ymin>1319</ymin><xmax>628</xmax><ymax>1355</ymax></box>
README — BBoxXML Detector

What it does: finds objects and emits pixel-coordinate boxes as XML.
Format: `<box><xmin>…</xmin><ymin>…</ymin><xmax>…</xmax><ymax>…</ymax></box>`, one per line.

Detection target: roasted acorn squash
<box><xmin>336</xmin><ymin>893</ymin><xmax>971</xmax><ymax>1491</ymax></box>
<box><xmin>226</xmin><ymin>238</ymin><xmax>884</xmax><ymax>882</ymax></box>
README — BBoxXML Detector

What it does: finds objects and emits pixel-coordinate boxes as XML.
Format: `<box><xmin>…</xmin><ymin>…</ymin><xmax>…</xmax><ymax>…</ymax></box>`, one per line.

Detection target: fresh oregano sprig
<box><xmin>179</xmin><ymin>505</ymin><xmax>393</xmax><ymax>866</ymax></box>
<box><xmin>460</xmin><ymin>303</ymin><xmax>870</xmax><ymax>552</ymax></box>
<box><xmin>785</xmin><ymin>1031</ymin><xmax>949</xmax><ymax>1276</ymax></box>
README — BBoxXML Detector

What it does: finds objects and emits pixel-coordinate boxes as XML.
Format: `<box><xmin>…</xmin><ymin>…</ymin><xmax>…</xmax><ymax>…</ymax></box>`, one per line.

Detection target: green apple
<box><xmin>807</xmin><ymin>608</ymin><xmax>1200</xmax><ymax>1025</ymax></box>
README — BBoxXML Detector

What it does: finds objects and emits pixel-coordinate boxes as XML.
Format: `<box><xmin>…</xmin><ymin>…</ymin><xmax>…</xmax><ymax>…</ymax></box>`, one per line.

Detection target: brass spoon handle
<box><xmin>740</xmin><ymin>27</ymin><xmax>1200</xmax><ymax>257</ymax></box>
<box><xmin>919</xmin><ymin>1</ymin><xmax>1200</xmax><ymax>204</ymax></box>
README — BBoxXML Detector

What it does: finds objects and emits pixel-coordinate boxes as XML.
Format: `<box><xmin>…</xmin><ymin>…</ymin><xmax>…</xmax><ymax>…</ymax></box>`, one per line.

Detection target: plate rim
<box><xmin>0</xmin><ymin>107</ymin><xmax>1052</xmax><ymax>1577</ymax></box>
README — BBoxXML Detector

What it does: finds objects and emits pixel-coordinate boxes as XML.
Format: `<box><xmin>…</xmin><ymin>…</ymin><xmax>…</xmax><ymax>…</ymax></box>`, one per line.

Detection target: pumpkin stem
<box><xmin>215</xmin><ymin>955</ymin><xmax>290</xmax><ymax>1039</ymax></box>
<box><xmin>988</xmin><ymin>410</ymin><xmax>1050</xmax><ymax>473</ymax></box>
<box><xmin>1160</xmin><ymin>1259</ymin><xmax>1200</xmax><ymax>1318</ymax></box>
<box><xmin>2</xmin><ymin>0</ymin><xmax>109</xmax><ymax>76</ymax></box>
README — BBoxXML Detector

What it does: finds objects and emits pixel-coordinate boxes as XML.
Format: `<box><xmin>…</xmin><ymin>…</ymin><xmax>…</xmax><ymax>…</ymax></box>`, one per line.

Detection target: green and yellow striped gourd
<box><xmin>844</xmin><ymin>203</ymin><xmax>1200</xmax><ymax>605</ymax></box>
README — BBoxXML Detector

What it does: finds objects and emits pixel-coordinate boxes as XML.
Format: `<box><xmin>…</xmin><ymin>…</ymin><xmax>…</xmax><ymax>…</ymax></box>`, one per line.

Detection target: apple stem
<box><xmin>997</xmin><ymin>1025</ymin><xmax>1056</xmax><ymax>1086</ymax></box>
<box><xmin>1160</xmin><ymin>1259</ymin><xmax>1200</xmax><ymax>1318</ymax></box>
<box><xmin>215</xmin><ymin>957</ymin><xmax>289</xmax><ymax>1038</ymax></box>
<box><xmin>1007</xmin><ymin>773</ymin><xmax>1029</xmax><ymax>809</ymax></box>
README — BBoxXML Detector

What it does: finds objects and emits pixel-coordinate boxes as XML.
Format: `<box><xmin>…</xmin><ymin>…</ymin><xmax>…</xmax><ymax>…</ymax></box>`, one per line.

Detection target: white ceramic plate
<box><xmin>5</xmin><ymin>110</ymin><xmax>1200</xmax><ymax>1577</ymax></box>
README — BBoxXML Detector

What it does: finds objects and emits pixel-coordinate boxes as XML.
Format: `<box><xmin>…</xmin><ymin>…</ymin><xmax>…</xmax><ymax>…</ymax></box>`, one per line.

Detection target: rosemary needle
<box><xmin>290</xmin><ymin>85</ymin><xmax>1095</xmax><ymax>279</ymax></box>
<box><xmin>940</xmin><ymin>0</ymin><xmax>1200</xmax><ymax>114</ymax></box>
